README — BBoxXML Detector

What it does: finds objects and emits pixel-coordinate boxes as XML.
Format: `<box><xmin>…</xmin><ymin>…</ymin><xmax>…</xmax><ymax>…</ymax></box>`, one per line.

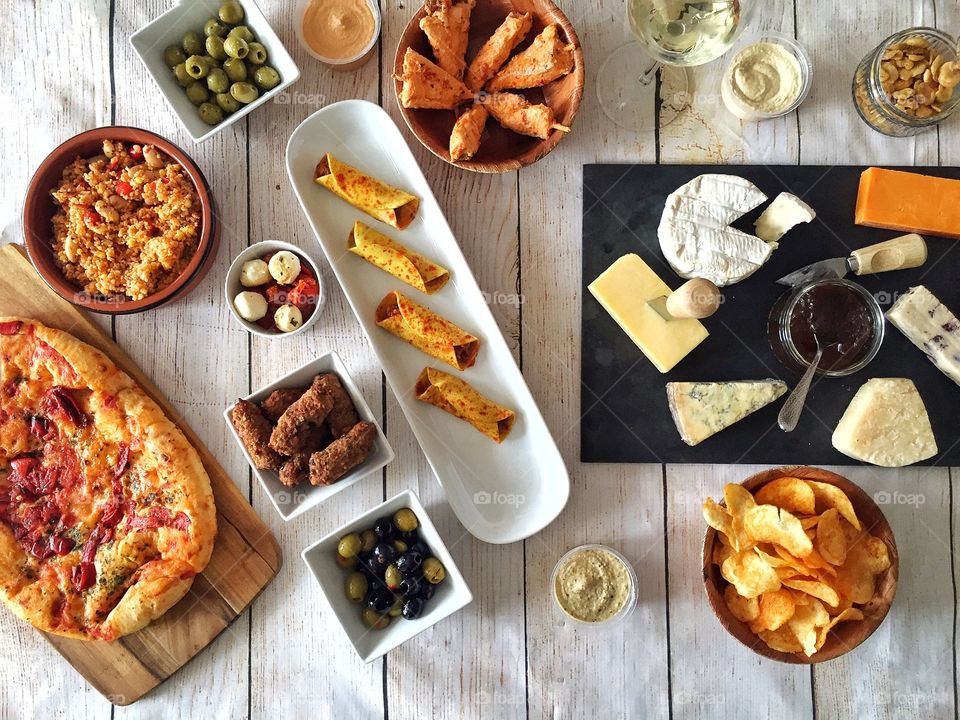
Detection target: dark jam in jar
<box><xmin>788</xmin><ymin>283</ymin><xmax>875</xmax><ymax>372</ymax></box>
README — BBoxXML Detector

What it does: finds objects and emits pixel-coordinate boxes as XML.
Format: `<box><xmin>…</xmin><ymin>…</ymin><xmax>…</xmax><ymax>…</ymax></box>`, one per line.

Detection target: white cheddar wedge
<box><xmin>886</xmin><ymin>285</ymin><xmax>960</xmax><ymax>386</ymax></box>
<box><xmin>832</xmin><ymin>378</ymin><xmax>937</xmax><ymax>467</ymax></box>
<box><xmin>666</xmin><ymin>380</ymin><xmax>788</xmax><ymax>446</ymax></box>
<box><xmin>589</xmin><ymin>254</ymin><xmax>708</xmax><ymax>374</ymax></box>
<box><xmin>658</xmin><ymin>174</ymin><xmax>771</xmax><ymax>286</ymax></box>
<box><xmin>754</xmin><ymin>192</ymin><xmax>816</xmax><ymax>245</ymax></box>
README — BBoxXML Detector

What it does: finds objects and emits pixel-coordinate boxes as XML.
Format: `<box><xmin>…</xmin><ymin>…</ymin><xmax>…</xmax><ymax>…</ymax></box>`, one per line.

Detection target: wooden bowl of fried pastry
<box><xmin>394</xmin><ymin>0</ymin><xmax>584</xmax><ymax>173</ymax></box>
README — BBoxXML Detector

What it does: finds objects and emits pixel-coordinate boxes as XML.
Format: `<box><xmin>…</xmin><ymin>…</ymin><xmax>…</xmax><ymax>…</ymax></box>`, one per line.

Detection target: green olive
<box><xmin>393</xmin><ymin>539</ymin><xmax>408</xmax><ymax>554</ymax></box>
<box><xmin>214</xmin><ymin>92</ymin><xmax>240</xmax><ymax>114</ymax></box>
<box><xmin>163</xmin><ymin>45</ymin><xmax>186</xmax><ymax>68</ymax></box>
<box><xmin>228</xmin><ymin>25</ymin><xmax>255</xmax><ymax>43</ymax></box>
<box><xmin>393</xmin><ymin>508</ymin><xmax>419</xmax><ymax>533</ymax></box>
<box><xmin>334</xmin><ymin>551</ymin><xmax>356</xmax><ymax>570</ymax></box>
<box><xmin>422</xmin><ymin>557</ymin><xmax>446</xmax><ymax>584</ymax></box>
<box><xmin>185</xmin><ymin>54</ymin><xmax>211</xmax><ymax>79</ymax></box>
<box><xmin>253</xmin><ymin>65</ymin><xmax>281</xmax><ymax>91</ymax></box>
<box><xmin>223</xmin><ymin>57</ymin><xmax>248</xmax><ymax>82</ymax></box>
<box><xmin>230</xmin><ymin>81</ymin><xmax>259</xmax><ymax>104</ymax></box>
<box><xmin>246</xmin><ymin>41</ymin><xmax>267</xmax><ymax>65</ymax></box>
<box><xmin>388</xmin><ymin>597</ymin><xmax>404</xmax><ymax>617</ymax></box>
<box><xmin>338</xmin><ymin>533</ymin><xmax>363</xmax><ymax>558</ymax></box>
<box><xmin>361</xmin><ymin>529</ymin><xmax>377</xmax><ymax>553</ymax></box>
<box><xmin>206</xmin><ymin>67</ymin><xmax>230</xmax><ymax>93</ymax></box>
<box><xmin>345</xmin><ymin>572</ymin><xmax>368</xmax><ymax>603</ymax></box>
<box><xmin>223</xmin><ymin>35</ymin><xmax>249</xmax><ymax>59</ymax></box>
<box><xmin>361</xmin><ymin>607</ymin><xmax>390</xmax><ymax>630</ymax></box>
<box><xmin>185</xmin><ymin>80</ymin><xmax>210</xmax><ymax>105</ymax></box>
<box><xmin>205</xmin><ymin>35</ymin><xmax>227</xmax><ymax>60</ymax></box>
<box><xmin>172</xmin><ymin>62</ymin><xmax>193</xmax><ymax>87</ymax></box>
<box><xmin>197</xmin><ymin>102</ymin><xmax>224</xmax><ymax>126</ymax></box>
<box><xmin>385</xmin><ymin>564</ymin><xmax>402</xmax><ymax>590</ymax></box>
<box><xmin>182</xmin><ymin>30</ymin><xmax>203</xmax><ymax>56</ymax></box>
<box><xmin>204</xmin><ymin>18</ymin><xmax>228</xmax><ymax>37</ymax></box>
<box><xmin>218</xmin><ymin>1</ymin><xmax>245</xmax><ymax>25</ymax></box>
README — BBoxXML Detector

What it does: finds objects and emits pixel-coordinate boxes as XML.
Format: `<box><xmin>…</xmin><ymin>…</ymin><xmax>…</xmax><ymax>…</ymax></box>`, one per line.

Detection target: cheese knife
<box><xmin>648</xmin><ymin>278</ymin><xmax>721</xmax><ymax>320</ymax></box>
<box><xmin>776</xmin><ymin>233</ymin><xmax>927</xmax><ymax>287</ymax></box>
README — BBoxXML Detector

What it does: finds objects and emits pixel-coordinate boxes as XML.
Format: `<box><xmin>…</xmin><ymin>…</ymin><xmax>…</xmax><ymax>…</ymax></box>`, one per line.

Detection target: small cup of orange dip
<box><xmin>296</xmin><ymin>0</ymin><xmax>380</xmax><ymax>70</ymax></box>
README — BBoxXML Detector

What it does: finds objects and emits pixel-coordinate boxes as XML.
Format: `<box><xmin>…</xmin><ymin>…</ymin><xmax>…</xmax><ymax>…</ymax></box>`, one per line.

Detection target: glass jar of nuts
<box><xmin>852</xmin><ymin>27</ymin><xmax>960</xmax><ymax>136</ymax></box>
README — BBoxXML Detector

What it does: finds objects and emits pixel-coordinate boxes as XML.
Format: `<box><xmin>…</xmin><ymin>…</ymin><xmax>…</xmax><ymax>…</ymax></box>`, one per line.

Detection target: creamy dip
<box><xmin>722</xmin><ymin>41</ymin><xmax>804</xmax><ymax>119</ymax></box>
<box><xmin>553</xmin><ymin>547</ymin><xmax>633</xmax><ymax>623</ymax></box>
<box><xmin>302</xmin><ymin>0</ymin><xmax>376</xmax><ymax>60</ymax></box>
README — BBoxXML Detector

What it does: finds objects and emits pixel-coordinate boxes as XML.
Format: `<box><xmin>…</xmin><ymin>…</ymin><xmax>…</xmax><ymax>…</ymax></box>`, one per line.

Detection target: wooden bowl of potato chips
<box><xmin>701</xmin><ymin>466</ymin><xmax>898</xmax><ymax>663</ymax></box>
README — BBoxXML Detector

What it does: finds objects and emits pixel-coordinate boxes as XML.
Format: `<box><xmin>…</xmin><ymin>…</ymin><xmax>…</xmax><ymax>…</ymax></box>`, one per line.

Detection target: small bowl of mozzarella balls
<box><xmin>225</xmin><ymin>240</ymin><xmax>324</xmax><ymax>337</ymax></box>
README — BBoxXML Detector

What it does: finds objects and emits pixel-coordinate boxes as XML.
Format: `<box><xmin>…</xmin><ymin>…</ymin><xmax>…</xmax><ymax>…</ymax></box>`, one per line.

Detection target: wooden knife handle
<box><xmin>851</xmin><ymin>233</ymin><xmax>927</xmax><ymax>275</ymax></box>
<box><xmin>666</xmin><ymin>279</ymin><xmax>721</xmax><ymax>319</ymax></box>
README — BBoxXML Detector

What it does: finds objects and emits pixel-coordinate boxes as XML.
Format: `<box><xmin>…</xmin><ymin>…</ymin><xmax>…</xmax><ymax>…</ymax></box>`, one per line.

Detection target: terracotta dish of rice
<box><xmin>50</xmin><ymin>140</ymin><xmax>200</xmax><ymax>301</ymax></box>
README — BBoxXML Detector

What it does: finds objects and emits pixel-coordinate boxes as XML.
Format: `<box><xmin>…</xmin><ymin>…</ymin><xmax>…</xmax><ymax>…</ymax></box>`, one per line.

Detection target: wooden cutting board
<box><xmin>0</xmin><ymin>244</ymin><xmax>282</xmax><ymax>705</ymax></box>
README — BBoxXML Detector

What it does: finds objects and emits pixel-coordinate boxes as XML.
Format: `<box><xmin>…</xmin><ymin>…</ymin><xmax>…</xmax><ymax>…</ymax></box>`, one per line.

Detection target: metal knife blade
<box><xmin>776</xmin><ymin>257</ymin><xmax>851</xmax><ymax>287</ymax></box>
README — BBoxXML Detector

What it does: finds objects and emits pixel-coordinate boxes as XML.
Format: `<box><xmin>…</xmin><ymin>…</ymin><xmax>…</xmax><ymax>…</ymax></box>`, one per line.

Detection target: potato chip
<box><xmin>782</xmin><ymin>578</ymin><xmax>841</xmax><ymax>608</ymax></box>
<box><xmin>815</xmin><ymin>607</ymin><xmax>864</xmax><ymax>650</ymax></box>
<box><xmin>759</xmin><ymin>625</ymin><xmax>803</xmax><ymax>654</ymax></box>
<box><xmin>724</xmin><ymin>584</ymin><xmax>760</xmax><ymax>623</ymax></box>
<box><xmin>724</xmin><ymin>484</ymin><xmax>757</xmax><ymax>551</ymax></box>
<box><xmin>815</xmin><ymin>508</ymin><xmax>848</xmax><ymax>566</ymax></box>
<box><xmin>744</xmin><ymin>505</ymin><xmax>813</xmax><ymax>558</ymax></box>
<box><xmin>788</xmin><ymin>599</ymin><xmax>830</xmax><ymax>656</ymax></box>
<box><xmin>713</xmin><ymin>542</ymin><xmax>733</xmax><ymax>567</ymax></box>
<box><xmin>721</xmin><ymin>551</ymin><xmax>781</xmax><ymax>599</ymax></box>
<box><xmin>755</xmin><ymin>589</ymin><xmax>796</xmax><ymax>631</ymax></box>
<box><xmin>826</xmin><ymin>598</ymin><xmax>853</xmax><ymax>616</ymax></box>
<box><xmin>806</xmin><ymin>481</ymin><xmax>861</xmax><ymax>530</ymax></box>
<box><xmin>800</xmin><ymin>516</ymin><xmax>820</xmax><ymax>530</ymax></box>
<box><xmin>755</xmin><ymin>477</ymin><xmax>816</xmax><ymax>515</ymax></box>
<box><xmin>703</xmin><ymin>498</ymin><xmax>735</xmax><ymax>548</ymax></box>
<box><xmin>802</xmin><ymin>547</ymin><xmax>838</xmax><ymax>576</ymax></box>
<box><xmin>835</xmin><ymin>534</ymin><xmax>890</xmax><ymax>603</ymax></box>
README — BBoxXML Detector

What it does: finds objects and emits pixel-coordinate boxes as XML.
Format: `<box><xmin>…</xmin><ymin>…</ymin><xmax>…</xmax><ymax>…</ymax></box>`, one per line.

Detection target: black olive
<box><xmin>402</xmin><ymin>597</ymin><xmax>425</xmax><ymax>620</ymax></box>
<box><xmin>399</xmin><ymin>575</ymin><xmax>422</xmax><ymax>598</ymax></box>
<box><xmin>366</xmin><ymin>588</ymin><xmax>393</xmax><ymax>614</ymax></box>
<box><xmin>409</xmin><ymin>541</ymin><xmax>429</xmax><ymax>557</ymax></box>
<box><xmin>373</xmin><ymin>517</ymin><xmax>395</xmax><ymax>540</ymax></box>
<box><xmin>372</xmin><ymin>542</ymin><xmax>397</xmax><ymax>566</ymax></box>
<box><xmin>419</xmin><ymin>581</ymin><xmax>436</xmax><ymax>601</ymax></box>
<box><xmin>398</xmin><ymin>529</ymin><xmax>420</xmax><ymax>544</ymax></box>
<box><xmin>395</xmin><ymin>550</ymin><xmax>423</xmax><ymax>576</ymax></box>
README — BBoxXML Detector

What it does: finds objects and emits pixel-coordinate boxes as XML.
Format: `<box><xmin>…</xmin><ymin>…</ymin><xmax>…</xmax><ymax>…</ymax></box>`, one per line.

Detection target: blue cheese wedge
<box><xmin>832</xmin><ymin>378</ymin><xmax>937</xmax><ymax>467</ymax></box>
<box><xmin>666</xmin><ymin>380</ymin><xmax>788</xmax><ymax>446</ymax></box>
<box><xmin>886</xmin><ymin>285</ymin><xmax>960</xmax><ymax>386</ymax></box>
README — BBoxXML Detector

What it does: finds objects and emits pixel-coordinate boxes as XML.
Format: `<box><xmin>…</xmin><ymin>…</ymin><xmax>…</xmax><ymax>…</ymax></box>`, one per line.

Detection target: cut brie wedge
<box><xmin>832</xmin><ymin>378</ymin><xmax>937</xmax><ymax>467</ymax></box>
<box><xmin>666</xmin><ymin>380</ymin><xmax>788</xmax><ymax>446</ymax></box>
<box><xmin>754</xmin><ymin>192</ymin><xmax>816</xmax><ymax>245</ymax></box>
<box><xmin>658</xmin><ymin>174</ymin><xmax>772</xmax><ymax>286</ymax></box>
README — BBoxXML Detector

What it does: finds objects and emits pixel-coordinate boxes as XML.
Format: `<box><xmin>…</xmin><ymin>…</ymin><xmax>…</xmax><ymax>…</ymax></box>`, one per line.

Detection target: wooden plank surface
<box><xmin>4</xmin><ymin>0</ymin><xmax>960</xmax><ymax>717</ymax></box>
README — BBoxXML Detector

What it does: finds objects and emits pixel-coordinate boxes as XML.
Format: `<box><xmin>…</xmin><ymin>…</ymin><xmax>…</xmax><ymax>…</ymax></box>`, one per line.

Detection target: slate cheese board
<box><xmin>580</xmin><ymin>164</ymin><xmax>960</xmax><ymax>465</ymax></box>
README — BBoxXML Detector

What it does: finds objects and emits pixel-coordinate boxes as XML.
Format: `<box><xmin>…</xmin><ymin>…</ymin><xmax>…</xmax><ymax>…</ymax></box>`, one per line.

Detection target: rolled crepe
<box><xmin>348</xmin><ymin>221</ymin><xmax>450</xmax><ymax>294</ymax></box>
<box><xmin>415</xmin><ymin>367</ymin><xmax>515</xmax><ymax>442</ymax></box>
<box><xmin>314</xmin><ymin>153</ymin><xmax>420</xmax><ymax>229</ymax></box>
<box><xmin>375</xmin><ymin>291</ymin><xmax>479</xmax><ymax>370</ymax></box>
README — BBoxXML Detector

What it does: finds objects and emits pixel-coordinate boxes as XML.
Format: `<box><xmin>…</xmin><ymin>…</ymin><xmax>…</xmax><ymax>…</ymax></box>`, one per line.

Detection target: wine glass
<box><xmin>598</xmin><ymin>1</ymin><xmax>755</xmax><ymax>132</ymax></box>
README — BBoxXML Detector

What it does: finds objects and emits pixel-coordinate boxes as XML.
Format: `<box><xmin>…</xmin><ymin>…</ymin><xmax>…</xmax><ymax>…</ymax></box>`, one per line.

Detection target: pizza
<box><xmin>0</xmin><ymin>317</ymin><xmax>217</xmax><ymax>640</ymax></box>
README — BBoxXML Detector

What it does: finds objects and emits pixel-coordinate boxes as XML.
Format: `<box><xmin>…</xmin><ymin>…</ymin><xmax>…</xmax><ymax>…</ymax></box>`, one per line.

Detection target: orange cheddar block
<box><xmin>855</xmin><ymin>167</ymin><xmax>960</xmax><ymax>239</ymax></box>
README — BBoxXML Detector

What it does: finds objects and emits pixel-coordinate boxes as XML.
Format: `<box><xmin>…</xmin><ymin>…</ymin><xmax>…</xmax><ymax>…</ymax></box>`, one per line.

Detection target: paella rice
<box><xmin>50</xmin><ymin>140</ymin><xmax>201</xmax><ymax>300</ymax></box>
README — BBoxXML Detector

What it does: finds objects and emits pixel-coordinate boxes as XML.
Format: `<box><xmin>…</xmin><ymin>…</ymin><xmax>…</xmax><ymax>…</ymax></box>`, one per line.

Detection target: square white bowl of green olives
<box><xmin>131</xmin><ymin>0</ymin><xmax>299</xmax><ymax>143</ymax></box>
<box><xmin>302</xmin><ymin>489</ymin><xmax>473</xmax><ymax>663</ymax></box>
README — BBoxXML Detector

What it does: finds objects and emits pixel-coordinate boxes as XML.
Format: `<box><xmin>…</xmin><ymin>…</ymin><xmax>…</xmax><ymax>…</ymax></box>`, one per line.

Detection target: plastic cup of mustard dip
<box><xmin>296</xmin><ymin>0</ymin><xmax>381</xmax><ymax>70</ymax></box>
<box><xmin>551</xmin><ymin>544</ymin><xmax>638</xmax><ymax>627</ymax></box>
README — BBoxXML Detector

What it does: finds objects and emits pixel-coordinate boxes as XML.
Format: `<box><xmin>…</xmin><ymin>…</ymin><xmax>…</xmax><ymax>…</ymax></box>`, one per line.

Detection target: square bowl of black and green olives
<box><xmin>301</xmin><ymin>489</ymin><xmax>472</xmax><ymax>663</ymax></box>
<box><xmin>131</xmin><ymin>0</ymin><xmax>300</xmax><ymax>143</ymax></box>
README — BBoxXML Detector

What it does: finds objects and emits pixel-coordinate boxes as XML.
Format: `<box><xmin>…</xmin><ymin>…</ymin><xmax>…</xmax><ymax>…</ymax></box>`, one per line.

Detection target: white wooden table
<box><xmin>3</xmin><ymin>1</ymin><xmax>960</xmax><ymax>718</ymax></box>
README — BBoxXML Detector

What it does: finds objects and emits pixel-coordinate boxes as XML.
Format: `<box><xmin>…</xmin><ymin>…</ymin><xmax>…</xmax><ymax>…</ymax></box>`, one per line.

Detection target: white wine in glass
<box><xmin>599</xmin><ymin>1</ymin><xmax>752</xmax><ymax>131</ymax></box>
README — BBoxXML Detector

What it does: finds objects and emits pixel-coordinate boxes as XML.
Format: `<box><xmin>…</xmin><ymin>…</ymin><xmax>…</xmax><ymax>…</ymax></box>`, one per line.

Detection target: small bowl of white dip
<box><xmin>721</xmin><ymin>33</ymin><xmax>813</xmax><ymax>121</ymax></box>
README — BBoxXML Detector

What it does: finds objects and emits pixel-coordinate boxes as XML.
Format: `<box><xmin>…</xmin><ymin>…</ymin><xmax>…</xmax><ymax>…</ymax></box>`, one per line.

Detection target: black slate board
<box><xmin>581</xmin><ymin>165</ymin><xmax>960</xmax><ymax>465</ymax></box>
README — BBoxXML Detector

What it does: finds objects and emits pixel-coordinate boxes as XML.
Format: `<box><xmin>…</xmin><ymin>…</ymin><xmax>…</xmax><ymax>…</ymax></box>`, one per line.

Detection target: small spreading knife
<box><xmin>776</xmin><ymin>233</ymin><xmax>927</xmax><ymax>287</ymax></box>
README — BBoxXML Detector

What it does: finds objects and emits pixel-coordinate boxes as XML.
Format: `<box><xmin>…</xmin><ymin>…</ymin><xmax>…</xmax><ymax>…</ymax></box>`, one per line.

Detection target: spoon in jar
<box><xmin>778</xmin><ymin>334</ymin><xmax>827</xmax><ymax>432</ymax></box>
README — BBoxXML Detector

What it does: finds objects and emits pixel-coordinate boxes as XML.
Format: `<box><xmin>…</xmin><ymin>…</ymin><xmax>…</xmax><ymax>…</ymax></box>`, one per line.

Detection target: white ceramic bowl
<box><xmin>130</xmin><ymin>0</ymin><xmax>300</xmax><ymax>143</ymax></box>
<box><xmin>223</xmin><ymin>352</ymin><xmax>394</xmax><ymax>520</ymax></box>
<box><xmin>302</xmin><ymin>489</ymin><xmax>473</xmax><ymax>663</ymax></box>
<box><xmin>225</xmin><ymin>240</ymin><xmax>324</xmax><ymax>338</ymax></box>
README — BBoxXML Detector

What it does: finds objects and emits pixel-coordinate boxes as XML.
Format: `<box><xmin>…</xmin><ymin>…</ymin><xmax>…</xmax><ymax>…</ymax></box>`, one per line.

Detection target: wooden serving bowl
<box><xmin>394</xmin><ymin>0</ymin><xmax>584</xmax><ymax>173</ymax></box>
<box><xmin>702</xmin><ymin>466</ymin><xmax>899</xmax><ymax>664</ymax></box>
<box><xmin>22</xmin><ymin>126</ymin><xmax>218</xmax><ymax>314</ymax></box>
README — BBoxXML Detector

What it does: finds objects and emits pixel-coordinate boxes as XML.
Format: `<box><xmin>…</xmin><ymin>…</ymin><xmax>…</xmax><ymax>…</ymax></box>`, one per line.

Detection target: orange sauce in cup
<box><xmin>302</xmin><ymin>0</ymin><xmax>376</xmax><ymax>60</ymax></box>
